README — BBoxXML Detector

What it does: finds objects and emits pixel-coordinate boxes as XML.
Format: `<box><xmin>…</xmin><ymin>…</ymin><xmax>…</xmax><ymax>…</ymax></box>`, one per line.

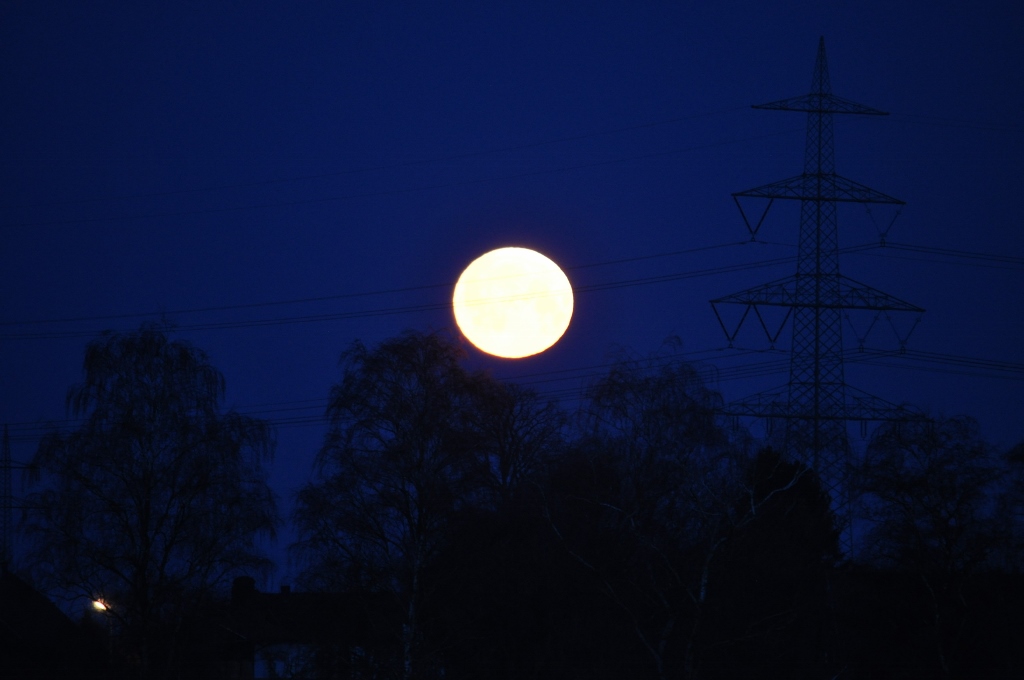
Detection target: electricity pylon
<box><xmin>711</xmin><ymin>38</ymin><xmax>924</xmax><ymax>551</ymax></box>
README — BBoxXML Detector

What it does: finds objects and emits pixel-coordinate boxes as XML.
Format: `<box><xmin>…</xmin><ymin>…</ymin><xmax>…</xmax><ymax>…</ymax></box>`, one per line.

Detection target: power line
<box><xmin>883</xmin><ymin>242</ymin><xmax>1024</xmax><ymax>266</ymax></box>
<box><xmin>5</xmin><ymin>237</ymin><xmax>1015</xmax><ymax>335</ymax></box>
<box><xmin>6</xmin><ymin>109</ymin><xmax>1013</xmax><ymax>214</ymax></box>
<box><xmin>0</xmin><ymin>347</ymin><xmax>754</xmax><ymax>438</ymax></box>
<box><xmin>870</xmin><ymin>112</ymin><xmax>1023</xmax><ymax>133</ymax></box>
<box><xmin>5</xmin><ymin>345</ymin><xmax>1021</xmax><ymax>443</ymax></box>
<box><xmin>0</xmin><ymin>246</ymin><xmax>822</xmax><ymax>341</ymax></box>
<box><xmin>4</xmin><ymin>236</ymin><xmax>1019</xmax><ymax>341</ymax></box>
<box><xmin>3</xmin><ymin>106</ymin><xmax>751</xmax><ymax>211</ymax></box>
<box><xmin>845</xmin><ymin>249</ymin><xmax>1024</xmax><ymax>272</ymax></box>
<box><xmin>9</xmin><ymin>128</ymin><xmax>802</xmax><ymax>230</ymax></box>
<box><xmin>0</xmin><ymin>241</ymin><xmax>753</xmax><ymax>328</ymax></box>
<box><xmin>262</xmin><ymin>347</ymin><xmax>1024</xmax><ymax>430</ymax></box>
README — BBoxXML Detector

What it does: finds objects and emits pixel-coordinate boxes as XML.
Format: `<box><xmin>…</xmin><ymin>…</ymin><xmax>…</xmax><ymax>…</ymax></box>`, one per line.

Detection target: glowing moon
<box><xmin>453</xmin><ymin>247</ymin><xmax>574</xmax><ymax>359</ymax></box>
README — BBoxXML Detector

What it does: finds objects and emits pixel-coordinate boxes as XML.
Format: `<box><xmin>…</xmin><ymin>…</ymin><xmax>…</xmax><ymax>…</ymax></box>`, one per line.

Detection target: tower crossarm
<box><xmin>732</xmin><ymin>173</ymin><xmax>904</xmax><ymax>205</ymax></box>
<box><xmin>718</xmin><ymin>387</ymin><xmax>789</xmax><ymax>418</ymax></box>
<box><xmin>751</xmin><ymin>37</ymin><xmax>889</xmax><ymax>117</ymax></box>
<box><xmin>843</xmin><ymin>386</ymin><xmax>928</xmax><ymax>422</ymax></box>
<box><xmin>836</xmin><ymin>276</ymin><xmax>924</xmax><ymax>312</ymax></box>
<box><xmin>752</xmin><ymin>93</ymin><xmax>889</xmax><ymax>116</ymax></box>
<box><xmin>721</xmin><ymin>385</ymin><xmax>925</xmax><ymax>422</ymax></box>
<box><xmin>711</xmin><ymin>275</ymin><xmax>924</xmax><ymax>312</ymax></box>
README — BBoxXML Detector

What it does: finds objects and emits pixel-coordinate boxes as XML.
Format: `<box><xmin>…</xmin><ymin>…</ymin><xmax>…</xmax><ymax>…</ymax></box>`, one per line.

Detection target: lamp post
<box><xmin>92</xmin><ymin>598</ymin><xmax>113</xmax><ymax>670</ymax></box>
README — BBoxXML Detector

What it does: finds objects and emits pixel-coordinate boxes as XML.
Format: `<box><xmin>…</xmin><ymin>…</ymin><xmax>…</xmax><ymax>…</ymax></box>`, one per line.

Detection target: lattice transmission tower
<box><xmin>711</xmin><ymin>38</ymin><xmax>924</xmax><ymax>550</ymax></box>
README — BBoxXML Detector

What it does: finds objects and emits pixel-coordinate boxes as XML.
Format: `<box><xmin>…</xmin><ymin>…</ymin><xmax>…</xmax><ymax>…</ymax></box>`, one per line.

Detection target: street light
<box><xmin>92</xmin><ymin>597</ymin><xmax>114</xmax><ymax>666</ymax></box>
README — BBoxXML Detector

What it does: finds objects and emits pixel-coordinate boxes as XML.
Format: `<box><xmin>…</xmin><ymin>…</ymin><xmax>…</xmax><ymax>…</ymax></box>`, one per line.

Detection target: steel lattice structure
<box><xmin>711</xmin><ymin>39</ymin><xmax>924</xmax><ymax>550</ymax></box>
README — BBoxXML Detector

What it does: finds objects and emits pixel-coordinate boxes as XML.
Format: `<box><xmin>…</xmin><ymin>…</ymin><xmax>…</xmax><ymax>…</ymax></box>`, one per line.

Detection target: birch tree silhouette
<box><xmin>855</xmin><ymin>415</ymin><xmax>1005</xmax><ymax>677</ymax></box>
<box><xmin>293</xmin><ymin>331</ymin><xmax>493</xmax><ymax>680</ymax></box>
<box><xmin>24</xmin><ymin>326</ymin><xmax>278</xmax><ymax>679</ymax></box>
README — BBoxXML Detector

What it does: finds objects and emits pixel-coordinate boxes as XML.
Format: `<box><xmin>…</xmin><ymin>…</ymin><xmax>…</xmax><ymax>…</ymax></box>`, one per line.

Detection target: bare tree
<box><xmin>292</xmin><ymin>331</ymin><xmax>493</xmax><ymax>680</ymax></box>
<box><xmin>996</xmin><ymin>440</ymin><xmax>1024</xmax><ymax>573</ymax></box>
<box><xmin>544</xmin><ymin>344</ymin><xmax>841</xmax><ymax>679</ymax></box>
<box><xmin>23</xmin><ymin>326</ymin><xmax>278</xmax><ymax>679</ymax></box>
<box><xmin>855</xmin><ymin>415</ymin><xmax>1005</xmax><ymax>677</ymax></box>
<box><xmin>546</xmin><ymin>346</ymin><xmax>746</xmax><ymax>680</ymax></box>
<box><xmin>857</xmin><ymin>416</ymin><xmax>1003</xmax><ymax>576</ymax></box>
<box><xmin>473</xmin><ymin>381</ymin><xmax>566</xmax><ymax>511</ymax></box>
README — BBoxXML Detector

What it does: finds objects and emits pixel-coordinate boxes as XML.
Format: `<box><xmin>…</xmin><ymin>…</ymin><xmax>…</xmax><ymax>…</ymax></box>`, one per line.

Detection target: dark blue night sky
<box><xmin>3</xmin><ymin>2</ymin><xmax>1022</xmax><ymax>585</ymax></box>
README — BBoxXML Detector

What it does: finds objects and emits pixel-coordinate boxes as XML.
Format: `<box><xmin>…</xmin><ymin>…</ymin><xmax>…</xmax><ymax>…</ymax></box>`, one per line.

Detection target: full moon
<box><xmin>453</xmin><ymin>247</ymin><xmax>574</xmax><ymax>359</ymax></box>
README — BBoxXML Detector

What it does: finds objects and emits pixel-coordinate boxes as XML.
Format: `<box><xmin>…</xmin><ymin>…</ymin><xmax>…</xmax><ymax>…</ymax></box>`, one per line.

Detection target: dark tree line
<box><xmin>18</xmin><ymin>327</ymin><xmax>1024</xmax><ymax>679</ymax></box>
<box><xmin>291</xmin><ymin>331</ymin><xmax>1022</xmax><ymax>679</ymax></box>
